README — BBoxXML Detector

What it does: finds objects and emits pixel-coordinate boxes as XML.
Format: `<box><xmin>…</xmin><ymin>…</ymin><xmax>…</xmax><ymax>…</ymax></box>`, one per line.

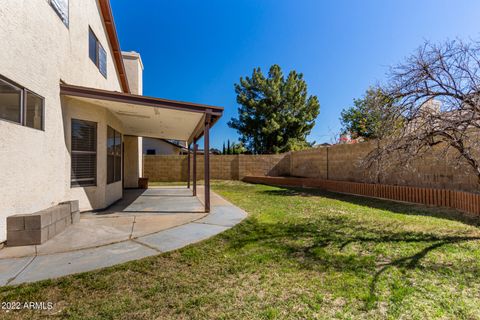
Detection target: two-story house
<box><xmin>0</xmin><ymin>0</ymin><xmax>222</xmax><ymax>244</ymax></box>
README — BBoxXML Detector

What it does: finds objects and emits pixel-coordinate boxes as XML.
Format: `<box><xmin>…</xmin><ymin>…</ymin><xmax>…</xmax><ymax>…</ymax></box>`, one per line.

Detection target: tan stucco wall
<box><xmin>0</xmin><ymin>0</ymin><xmax>125</xmax><ymax>242</ymax></box>
<box><xmin>62</xmin><ymin>97</ymin><xmax>124</xmax><ymax>211</ymax></box>
<box><xmin>122</xmin><ymin>52</ymin><xmax>143</xmax><ymax>95</ymax></box>
<box><xmin>143</xmin><ymin>138</ymin><xmax>182</xmax><ymax>155</ymax></box>
<box><xmin>124</xmin><ymin>136</ymin><xmax>142</xmax><ymax>188</ymax></box>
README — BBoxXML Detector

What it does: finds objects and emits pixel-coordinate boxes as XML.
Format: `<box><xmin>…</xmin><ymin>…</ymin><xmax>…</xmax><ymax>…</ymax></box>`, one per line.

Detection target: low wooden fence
<box><xmin>243</xmin><ymin>176</ymin><xmax>480</xmax><ymax>216</ymax></box>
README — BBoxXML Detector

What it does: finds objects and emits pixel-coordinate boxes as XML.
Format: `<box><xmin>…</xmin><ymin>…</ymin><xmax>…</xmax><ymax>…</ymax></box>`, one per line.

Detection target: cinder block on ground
<box><xmin>24</xmin><ymin>215</ymin><xmax>42</xmax><ymax>230</ymax></box>
<box><xmin>7</xmin><ymin>228</ymin><xmax>48</xmax><ymax>247</ymax></box>
<box><xmin>71</xmin><ymin>211</ymin><xmax>80</xmax><ymax>224</ymax></box>
<box><xmin>6</xmin><ymin>216</ymin><xmax>25</xmax><ymax>231</ymax></box>
<box><xmin>48</xmin><ymin>224</ymin><xmax>56</xmax><ymax>239</ymax></box>
<box><xmin>51</xmin><ymin>206</ymin><xmax>65</xmax><ymax>223</ymax></box>
<box><xmin>24</xmin><ymin>211</ymin><xmax>52</xmax><ymax>230</ymax></box>
<box><xmin>70</xmin><ymin>200</ymin><xmax>79</xmax><ymax>213</ymax></box>
<box><xmin>55</xmin><ymin>218</ymin><xmax>67</xmax><ymax>235</ymax></box>
<box><xmin>7</xmin><ymin>200</ymin><xmax>81</xmax><ymax>247</ymax></box>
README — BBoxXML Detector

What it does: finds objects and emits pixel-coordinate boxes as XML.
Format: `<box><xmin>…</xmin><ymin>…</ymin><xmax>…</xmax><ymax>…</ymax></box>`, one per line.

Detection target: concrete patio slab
<box><xmin>0</xmin><ymin>245</ymin><xmax>36</xmax><ymax>259</ymax></box>
<box><xmin>92</xmin><ymin>187</ymin><xmax>204</xmax><ymax>216</ymax></box>
<box><xmin>135</xmin><ymin>223</ymin><xmax>229</xmax><ymax>252</ymax></box>
<box><xmin>0</xmin><ymin>257</ymin><xmax>34</xmax><ymax>286</ymax></box>
<box><xmin>0</xmin><ymin>187</ymin><xmax>247</xmax><ymax>286</ymax></box>
<box><xmin>131</xmin><ymin>213</ymin><xmax>205</xmax><ymax>238</ymax></box>
<box><xmin>197</xmin><ymin>205</ymin><xmax>247</xmax><ymax>227</ymax></box>
<box><xmin>10</xmin><ymin>241</ymin><xmax>158</xmax><ymax>285</ymax></box>
<box><xmin>123</xmin><ymin>195</ymin><xmax>204</xmax><ymax>213</ymax></box>
<box><xmin>196</xmin><ymin>186</ymin><xmax>232</xmax><ymax>206</ymax></box>
<box><xmin>35</xmin><ymin>217</ymin><xmax>135</xmax><ymax>255</ymax></box>
<box><xmin>142</xmin><ymin>188</ymin><xmax>194</xmax><ymax>196</ymax></box>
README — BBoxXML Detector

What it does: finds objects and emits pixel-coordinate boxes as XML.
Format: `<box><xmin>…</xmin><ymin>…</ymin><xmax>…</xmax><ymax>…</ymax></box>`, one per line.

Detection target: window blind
<box><xmin>71</xmin><ymin>119</ymin><xmax>97</xmax><ymax>187</ymax></box>
<box><xmin>89</xmin><ymin>29</ymin><xmax>98</xmax><ymax>64</ymax></box>
<box><xmin>98</xmin><ymin>44</ymin><xmax>107</xmax><ymax>77</ymax></box>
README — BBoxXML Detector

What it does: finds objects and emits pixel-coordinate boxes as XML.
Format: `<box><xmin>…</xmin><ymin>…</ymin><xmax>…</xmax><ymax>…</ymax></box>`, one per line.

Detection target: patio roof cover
<box><xmin>60</xmin><ymin>83</ymin><xmax>223</xmax><ymax>143</ymax></box>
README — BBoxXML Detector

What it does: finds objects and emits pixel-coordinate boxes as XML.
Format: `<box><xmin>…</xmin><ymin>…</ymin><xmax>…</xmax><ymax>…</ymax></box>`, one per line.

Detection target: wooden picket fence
<box><xmin>242</xmin><ymin>176</ymin><xmax>480</xmax><ymax>216</ymax></box>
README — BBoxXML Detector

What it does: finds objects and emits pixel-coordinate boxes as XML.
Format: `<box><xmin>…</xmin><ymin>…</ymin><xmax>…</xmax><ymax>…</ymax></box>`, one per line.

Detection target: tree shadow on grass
<box><xmin>364</xmin><ymin>235</ymin><xmax>480</xmax><ymax>310</ymax></box>
<box><xmin>225</xmin><ymin>211</ymin><xmax>480</xmax><ymax>310</ymax></box>
<box><xmin>259</xmin><ymin>186</ymin><xmax>480</xmax><ymax>227</ymax></box>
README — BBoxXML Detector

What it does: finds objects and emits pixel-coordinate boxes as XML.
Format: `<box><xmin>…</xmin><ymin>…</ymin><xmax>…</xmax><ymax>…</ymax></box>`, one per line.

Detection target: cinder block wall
<box><xmin>143</xmin><ymin>154</ymin><xmax>289</xmax><ymax>182</ymax></box>
<box><xmin>143</xmin><ymin>142</ymin><xmax>479</xmax><ymax>193</ymax></box>
<box><xmin>290</xmin><ymin>142</ymin><xmax>376</xmax><ymax>182</ymax></box>
<box><xmin>143</xmin><ymin>155</ymin><xmax>189</xmax><ymax>182</ymax></box>
<box><xmin>289</xmin><ymin>142</ymin><xmax>478</xmax><ymax>192</ymax></box>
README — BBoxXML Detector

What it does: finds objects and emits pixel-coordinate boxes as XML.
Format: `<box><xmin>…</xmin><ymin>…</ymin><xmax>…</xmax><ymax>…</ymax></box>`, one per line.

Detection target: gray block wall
<box><xmin>7</xmin><ymin>200</ymin><xmax>80</xmax><ymax>247</ymax></box>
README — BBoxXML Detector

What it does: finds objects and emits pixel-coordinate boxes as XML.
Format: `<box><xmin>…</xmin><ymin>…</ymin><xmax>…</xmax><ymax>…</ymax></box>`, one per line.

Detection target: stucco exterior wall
<box><xmin>62</xmin><ymin>97</ymin><xmax>124</xmax><ymax>211</ymax></box>
<box><xmin>122</xmin><ymin>52</ymin><xmax>143</xmax><ymax>95</ymax></box>
<box><xmin>143</xmin><ymin>138</ymin><xmax>183</xmax><ymax>155</ymax></box>
<box><xmin>0</xmin><ymin>0</ymin><xmax>125</xmax><ymax>242</ymax></box>
<box><xmin>124</xmin><ymin>136</ymin><xmax>142</xmax><ymax>188</ymax></box>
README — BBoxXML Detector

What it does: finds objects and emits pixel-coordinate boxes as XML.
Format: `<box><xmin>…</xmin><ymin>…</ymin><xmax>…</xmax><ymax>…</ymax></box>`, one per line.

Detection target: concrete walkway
<box><xmin>0</xmin><ymin>187</ymin><xmax>247</xmax><ymax>286</ymax></box>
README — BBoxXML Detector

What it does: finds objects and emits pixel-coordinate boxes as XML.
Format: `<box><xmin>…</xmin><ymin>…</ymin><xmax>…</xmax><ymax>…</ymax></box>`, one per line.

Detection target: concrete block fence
<box><xmin>243</xmin><ymin>176</ymin><xmax>480</xmax><ymax>216</ymax></box>
<box><xmin>143</xmin><ymin>154</ymin><xmax>290</xmax><ymax>182</ymax></box>
<box><xmin>143</xmin><ymin>142</ymin><xmax>479</xmax><ymax>215</ymax></box>
<box><xmin>144</xmin><ymin>142</ymin><xmax>478</xmax><ymax>194</ymax></box>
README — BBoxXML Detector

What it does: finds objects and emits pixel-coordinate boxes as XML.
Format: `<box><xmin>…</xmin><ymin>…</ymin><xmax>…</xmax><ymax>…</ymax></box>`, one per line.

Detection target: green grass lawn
<box><xmin>2</xmin><ymin>181</ymin><xmax>480</xmax><ymax>319</ymax></box>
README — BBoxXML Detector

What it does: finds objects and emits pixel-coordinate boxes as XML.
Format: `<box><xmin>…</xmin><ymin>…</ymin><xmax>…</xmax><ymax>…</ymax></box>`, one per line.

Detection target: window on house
<box><xmin>0</xmin><ymin>78</ymin><xmax>22</xmax><ymax>124</ymax></box>
<box><xmin>89</xmin><ymin>29</ymin><xmax>98</xmax><ymax>64</ymax></box>
<box><xmin>25</xmin><ymin>91</ymin><xmax>44</xmax><ymax>130</ymax></box>
<box><xmin>0</xmin><ymin>75</ymin><xmax>44</xmax><ymax>130</ymax></box>
<box><xmin>107</xmin><ymin>126</ymin><xmax>122</xmax><ymax>184</ymax></box>
<box><xmin>89</xmin><ymin>28</ymin><xmax>107</xmax><ymax>78</ymax></box>
<box><xmin>71</xmin><ymin>119</ymin><xmax>97</xmax><ymax>187</ymax></box>
<box><xmin>50</xmin><ymin>0</ymin><xmax>69</xmax><ymax>26</ymax></box>
<box><xmin>146</xmin><ymin>149</ymin><xmax>156</xmax><ymax>155</ymax></box>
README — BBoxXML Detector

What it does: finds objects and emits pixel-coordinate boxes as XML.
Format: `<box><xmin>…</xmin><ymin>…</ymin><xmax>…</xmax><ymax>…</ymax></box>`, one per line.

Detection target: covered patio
<box><xmin>100</xmin><ymin>187</ymin><xmax>205</xmax><ymax>214</ymax></box>
<box><xmin>0</xmin><ymin>187</ymin><xmax>209</xmax><ymax>257</ymax></box>
<box><xmin>0</xmin><ymin>186</ymin><xmax>247</xmax><ymax>285</ymax></box>
<box><xmin>61</xmin><ymin>83</ymin><xmax>224</xmax><ymax>212</ymax></box>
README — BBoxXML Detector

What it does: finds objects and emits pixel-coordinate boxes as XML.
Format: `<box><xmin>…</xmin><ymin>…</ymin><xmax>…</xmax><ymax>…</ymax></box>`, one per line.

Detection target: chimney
<box><xmin>421</xmin><ymin>99</ymin><xmax>441</xmax><ymax>113</ymax></box>
<box><xmin>121</xmin><ymin>51</ymin><xmax>144</xmax><ymax>95</ymax></box>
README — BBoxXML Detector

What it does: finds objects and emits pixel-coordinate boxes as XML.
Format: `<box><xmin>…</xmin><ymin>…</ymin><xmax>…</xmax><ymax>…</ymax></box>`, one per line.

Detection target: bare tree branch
<box><xmin>366</xmin><ymin>39</ymin><xmax>480</xmax><ymax>187</ymax></box>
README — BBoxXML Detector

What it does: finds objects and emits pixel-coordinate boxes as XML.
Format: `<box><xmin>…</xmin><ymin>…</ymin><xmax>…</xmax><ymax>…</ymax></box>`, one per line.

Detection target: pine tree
<box><xmin>228</xmin><ymin>64</ymin><xmax>320</xmax><ymax>154</ymax></box>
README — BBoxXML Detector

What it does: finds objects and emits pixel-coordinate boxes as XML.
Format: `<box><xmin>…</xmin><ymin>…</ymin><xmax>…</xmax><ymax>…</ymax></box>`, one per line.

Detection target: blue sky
<box><xmin>111</xmin><ymin>0</ymin><xmax>480</xmax><ymax>149</ymax></box>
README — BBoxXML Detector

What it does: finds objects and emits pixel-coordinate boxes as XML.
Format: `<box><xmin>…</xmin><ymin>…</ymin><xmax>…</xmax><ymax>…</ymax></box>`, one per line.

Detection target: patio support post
<box><xmin>204</xmin><ymin>111</ymin><xmax>211</xmax><ymax>213</ymax></box>
<box><xmin>193</xmin><ymin>142</ymin><xmax>197</xmax><ymax>196</ymax></box>
<box><xmin>187</xmin><ymin>143</ymin><xmax>191</xmax><ymax>189</ymax></box>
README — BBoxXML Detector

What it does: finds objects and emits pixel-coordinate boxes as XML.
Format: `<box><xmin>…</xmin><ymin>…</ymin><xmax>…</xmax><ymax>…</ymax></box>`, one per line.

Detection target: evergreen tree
<box><xmin>228</xmin><ymin>64</ymin><xmax>320</xmax><ymax>154</ymax></box>
<box><xmin>231</xmin><ymin>141</ymin><xmax>246</xmax><ymax>154</ymax></box>
<box><xmin>340</xmin><ymin>88</ymin><xmax>393</xmax><ymax>139</ymax></box>
<box><xmin>222</xmin><ymin>142</ymin><xmax>226</xmax><ymax>155</ymax></box>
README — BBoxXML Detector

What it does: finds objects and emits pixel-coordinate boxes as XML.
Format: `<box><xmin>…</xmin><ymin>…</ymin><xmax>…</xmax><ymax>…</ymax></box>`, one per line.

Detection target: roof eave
<box><xmin>98</xmin><ymin>0</ymin><xmax>130</xmax><ymax>94</ymax></box>
<box><xmin>60</xmin><ymin>83</ymin><xmax>224</xmax><ymax>116</ymax></box>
